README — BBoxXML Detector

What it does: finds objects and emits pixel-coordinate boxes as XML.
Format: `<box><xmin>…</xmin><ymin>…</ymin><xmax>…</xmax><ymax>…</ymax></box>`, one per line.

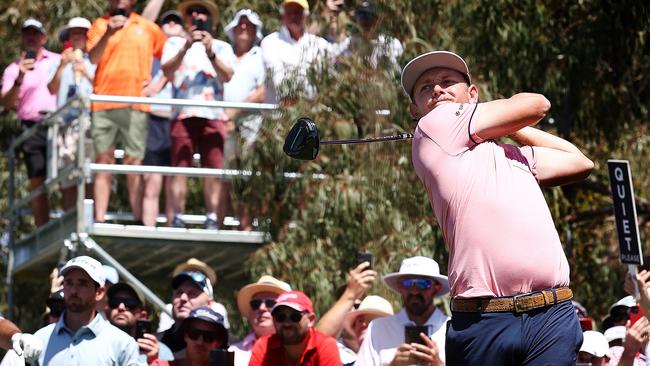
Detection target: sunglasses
<box><xmin>186</xmin><ymin>328</ymin><xmax>219</xmax><ymax>343</ymax></box>
<box><xmin>186</xmin><ymin>6</ymin><xmax>209</xmax><ymax>16</ymax></box>
<box><xmin>401</xmin><ymin>278</ymin><xmax>434</xmax><ymax>290</ymax></box>
<box><xmin>185</xmin><ymin>271</ymin><xmax>208</xmax><ymax>287</ymax></box>
<box><xmin>108</xmin><ymin>297</ymin><xmax>141</xmax><ymax>311</ymax></box>
<box><xmin>250</xmin><ymin>299</ymin><xmax>276</xmax><ymax>311</ymax></box>
<box><xmin>272</xmin><ymin>310</ymin><xmax>305</xmax><ymax>323</ymax></box>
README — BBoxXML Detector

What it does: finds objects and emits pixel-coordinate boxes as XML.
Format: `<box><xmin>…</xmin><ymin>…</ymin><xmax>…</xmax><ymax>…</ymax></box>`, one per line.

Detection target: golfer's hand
<box><xmin>11</xmin><ymin>333</ymin><xmax>43</xmax><ymax>362</ymax></box>
<box><xmin>346</xmin><ymin>261</ymin><xmax>376</xmax><ymax>300</ymax></box>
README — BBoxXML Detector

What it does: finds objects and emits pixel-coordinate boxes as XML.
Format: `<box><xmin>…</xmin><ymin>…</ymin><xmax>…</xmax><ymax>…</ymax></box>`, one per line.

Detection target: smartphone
<box><xmin>110</xmin><ymin>8</ymin><xmax>129</xmax><ymax>17</ymax></box>
<box><xmin>209</xmin><ymin>349</ymin><xmax>234</xmax><ymax>366</ymax></box>
<box><xmin>357</xmin><ymin>252</ymin><xmax>372</xmax><ymax>269</ymax></box>
<box><xmin>135</xmin><ymin>319</ymin><xmax>152</xmax><ymax>339</ymax></box>
<box><xmin>25</xmin><ymin>50</ymin><xmax>37</xmax><ymax>60</ymax></box>
<box><xmin>629</xmin><ymin>305</ymin><xmax>645</xmax><ymax>326</ymax></box>
<box><xmin>192</xmin><ymin>18</ymin><xmax>206</xmax><ymax>32</ymax></box>
<box><xmin>63</xmin><ymin>41</ymin><xmax>73</xmax><ymax>50</ymax></box>
<box><xmin>578</xmin><ymin>317</ymin><xmax>593</xmax><ymax>331</ymax></box>
<box><xmin>404</xmin><ymin>325</ymin><xmax>430</xmax><ymax>345</ymax></box>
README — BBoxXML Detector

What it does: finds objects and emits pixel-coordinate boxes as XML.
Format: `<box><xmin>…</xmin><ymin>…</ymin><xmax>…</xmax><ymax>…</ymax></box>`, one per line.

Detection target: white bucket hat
<box><xmin>383</xmin><ymin>256</ymin><xmax>449</xmax><ymax>296</ymax></box>
<box><xmin>224</xmin><ymin>9</ymin><xmax>263</xmax><ymax>44</ymax></box>
<box><xmin>59</xmin><ymin>17</ymin><xmax>91</xmax><ymax>42</ymax></box>
<box><xmin>343</xmin><ymin>295</ymin><xmax>394</xmax><ymax>335</ymax></box>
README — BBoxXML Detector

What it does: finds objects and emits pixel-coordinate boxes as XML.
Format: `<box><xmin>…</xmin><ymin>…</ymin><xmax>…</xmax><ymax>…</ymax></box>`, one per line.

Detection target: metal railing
<box><xmin>5</xmin><ymin>94</ymin><xmax>282</xmax><ymax>318</ymax></box>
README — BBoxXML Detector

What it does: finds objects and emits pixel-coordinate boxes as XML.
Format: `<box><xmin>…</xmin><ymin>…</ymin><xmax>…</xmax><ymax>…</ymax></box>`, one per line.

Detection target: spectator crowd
<box><xmin>1</xmin><ymin>0</ymin><xmax>401</xmax><ymax>230</ymax></box>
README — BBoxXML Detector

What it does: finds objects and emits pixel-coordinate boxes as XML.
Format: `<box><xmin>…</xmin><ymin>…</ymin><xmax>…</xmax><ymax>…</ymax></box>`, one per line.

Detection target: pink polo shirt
<box><xmin>411</xmin><ymin>102</ymin><xmax>570</xmax><ymax>298</ymax></box>
<box><xmin>2</xmin><ymin>49</ymin><xmax>59</xmax><ymax>122</ymax></box>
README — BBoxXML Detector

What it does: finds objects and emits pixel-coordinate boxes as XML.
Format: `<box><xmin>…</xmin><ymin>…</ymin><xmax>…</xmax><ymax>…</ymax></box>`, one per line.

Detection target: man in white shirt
<box><xmin>356</xmin><ymin>256</ymin><xmax>449</xmax><ymax>366</ymax></box>
<box><xmin>261</xmin><ymin>0</ymin><xmax>334</xmax><ymax>104</ymax></box>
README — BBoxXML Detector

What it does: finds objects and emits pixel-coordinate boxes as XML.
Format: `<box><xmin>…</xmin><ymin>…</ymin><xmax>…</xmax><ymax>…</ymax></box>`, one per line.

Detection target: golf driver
<box><xmin>283</xmin><ymin>117</ymin><xmax>413</xmax><ymax>160</ymax></box>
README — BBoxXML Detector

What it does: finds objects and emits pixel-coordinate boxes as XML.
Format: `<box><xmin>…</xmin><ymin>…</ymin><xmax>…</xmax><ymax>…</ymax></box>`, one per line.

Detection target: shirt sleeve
<box><xmin>214</xmin><ymin>41</ymin><xmax>236</xmax><ymax>68</ymax></box>
<box><xmin>151</xmin><ymin>22</ymin><xmax>167</xmax><ymax>60</ymax></box>
<box><xmin>121</xmin><ymin>337</ymin><xmax>142</xmax><ymax>366</ymax></box>
<box><xmin>48</xmin><ymin>59</ymin><xmax>61</xmax><ymax>83</ymax></box>
<box><xmin>86</xmin><ymin>18</ymin><xmax>107</xmax><ymax>51</ymax></box>
<box><xmin>161</xmin><ymin>38</ymin><xmax>181</xmax><ymax>65</ymax></box>
<box><xmin>318</xmin><ymin>336</ymin><xmax>344</xmax><ymax>366</ymax></box>
<box><xmin>416</xmin><ymin>102</ymin><xmax>483</xmax><ymax>156</ymax></box>
<box><xmin>1</xmin><ymin>63</ymin><xmax>18</xmax><ymax>95</ymax></box>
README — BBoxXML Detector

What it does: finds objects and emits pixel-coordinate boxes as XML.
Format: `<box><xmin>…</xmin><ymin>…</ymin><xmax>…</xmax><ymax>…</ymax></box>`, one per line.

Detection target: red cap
<box><xmin>272</xmin><ymin>290</ymin><xmax>314</xmax><ymax>314</ymax></box>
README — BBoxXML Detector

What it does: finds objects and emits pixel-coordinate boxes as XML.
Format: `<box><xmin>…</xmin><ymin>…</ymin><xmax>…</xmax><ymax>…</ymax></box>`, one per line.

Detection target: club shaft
<box><xmin>320</xmin><ymin>133</ymin><xmax>413</xmax><ymax>145</ymax></box>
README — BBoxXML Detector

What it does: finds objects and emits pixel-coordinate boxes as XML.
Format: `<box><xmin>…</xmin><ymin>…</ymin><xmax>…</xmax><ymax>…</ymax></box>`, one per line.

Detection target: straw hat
<box><xmin>343</xmin><ymin>295</ymin><xmax>394</xmax><ymax>335</ymax></box>
<box><xmin>382</xmin><ymin>256</ymin><xmax>449</xmax><ymax>296</ymax></box>
<box><xmin>173</xmin><ymin>258</ymin><xmax>217</xmax><ymax>286</ymax></box>
<box><xmin>237</xmin><ymin>275</ymin><xmax>291</xmax><ymax>318</ymax></box>
<box><xmin>177</xmin><ymin>0</ymin><xmax>219</xmax><ymax>21</ymax></box>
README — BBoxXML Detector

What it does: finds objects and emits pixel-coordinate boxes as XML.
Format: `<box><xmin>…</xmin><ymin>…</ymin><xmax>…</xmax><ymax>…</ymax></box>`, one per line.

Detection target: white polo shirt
<box><xmin>355</xmin><ymin>307</ymin><xmax>449</xmax><ymax>366</ymax></box>
<box><xmin>260</xmin><ymin>26</ymin><xmax>333</xmax><ymax>103</ymax></box>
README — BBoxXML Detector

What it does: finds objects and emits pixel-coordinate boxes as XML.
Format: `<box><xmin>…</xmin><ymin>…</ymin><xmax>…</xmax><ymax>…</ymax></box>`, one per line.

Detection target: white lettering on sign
<box><xmin>615</xmin><ymin>167</ymin><xmax>624</xmax><ymax>181</ymax></box>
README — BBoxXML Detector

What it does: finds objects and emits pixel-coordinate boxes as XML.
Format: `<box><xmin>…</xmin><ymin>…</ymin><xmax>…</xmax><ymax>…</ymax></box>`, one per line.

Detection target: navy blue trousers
<box><xmin>446</xmin><ymin>300</ymin><xmax>583</xmax><ymax>365</ymax></box>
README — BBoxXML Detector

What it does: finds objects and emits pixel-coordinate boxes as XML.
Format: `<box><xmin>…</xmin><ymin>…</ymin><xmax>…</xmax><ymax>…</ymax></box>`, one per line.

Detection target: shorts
<box><xmin>20</xmin><ymin>121</ymin><xmax>48</xmax><ymax>179</ymax></box>
<box><xmin>446</xmin><ymin>299</ymin><xmax>583</xmax><ymax>365</ymax></box>
<box><xmin>143</xmin><ymin>114</ymin><xmax>171</xmax><ymax>167</ymax></box>
<box><xmin>91</xmin><ymin>108</ymin><xmax>148</xmax><ymax>159</ymax></box>
<box><xmin>171</xmin><ymin>117</ymin><xmax>227</xmax><ymax>168</ymax></box>
<box><xmin>58</xmin><ymin>115</ymin><xmax>94</xmax><ymax>188</ymax></box>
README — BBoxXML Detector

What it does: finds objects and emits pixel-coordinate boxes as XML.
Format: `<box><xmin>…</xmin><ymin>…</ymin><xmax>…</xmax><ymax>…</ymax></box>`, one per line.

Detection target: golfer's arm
<box><xmin>0</xmin><ymin>319</ymin><xmax>21</xmax><ymax>350</ymax></box>
<box><xmin>472</xmin><ymin>93</ymin><xmax>550</xmax><ymax>141</ymax></box>
<box><xmin>511</xmin><ymin>127</ymin><xmax>594</xmax><ymax>187</ymax></box>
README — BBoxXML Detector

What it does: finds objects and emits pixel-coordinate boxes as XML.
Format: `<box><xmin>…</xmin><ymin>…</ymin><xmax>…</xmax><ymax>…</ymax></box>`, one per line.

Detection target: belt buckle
<box><xmin>512</xmin><ymin>293</ymin><xmax>526</xmax><ymax>313</ymax></box>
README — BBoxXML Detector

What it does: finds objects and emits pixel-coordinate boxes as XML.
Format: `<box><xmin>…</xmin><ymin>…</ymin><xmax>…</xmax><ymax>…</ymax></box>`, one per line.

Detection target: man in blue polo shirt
<box><xmin>33</xmin><ymin>256</ymin><xmax>140</xmax><ymax>365</ymax></box>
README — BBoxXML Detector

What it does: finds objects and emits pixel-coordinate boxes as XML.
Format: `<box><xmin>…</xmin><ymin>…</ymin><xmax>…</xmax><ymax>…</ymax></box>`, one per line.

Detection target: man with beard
<box><xmin>32</xmin><ymin>256</ymin><xmax>139</xmax><ymax>365</ymax></box>
<box><xmin>229</xmin><ymin>275</ymin><xmax>291</xmax><ymax>366</ymax></box>
<box><xmin>106</xmin><ymin>282</ymin><xmax>173</xmax><ymax>363</ymax></box>
<box><xmin>249</xmin><ymin>291</ymin><xmax>342</xmax><ymax>366</ymax></box>
<box><xmin>356</xmin><ymin>256</ymin><xmax>448</xmax><ymax>366</ymax></box>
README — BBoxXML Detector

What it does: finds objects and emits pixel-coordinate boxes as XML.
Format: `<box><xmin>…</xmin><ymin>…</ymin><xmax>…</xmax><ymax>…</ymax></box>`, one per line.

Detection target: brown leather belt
<box><xmin>451</xmin><ymin>287</ymin><xmax>573</xmax><ymax>313</ymax></box>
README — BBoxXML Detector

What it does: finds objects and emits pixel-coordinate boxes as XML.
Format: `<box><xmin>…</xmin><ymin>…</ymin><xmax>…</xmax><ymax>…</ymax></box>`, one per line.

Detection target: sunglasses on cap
<box><xmin>186</xmin><ymin>328</ymin><xmax>220</xmax><ymax>343</ymax></box>
<box><xmin>186</xmin><ymin>6</ymin><xmax>209</xmax><ymax>16</ymax></box>
<box><xmin>401</xmin><ymin>278</ymin><xmax>434</xmax><ymax>290</ymax></box>
<box><xmin>250</xmin><ymin>299</ymin><xmax>276</xmax><ymax>311</ymax></box>
<box><xmin>108</xmin><ymin>297</ymin><xmax>142</xmax><ymax>311</ymax></box>
<box><xmin>182</xmin><ymin>271</ymin><xmax>208</xmax><ymax>287</ymax></box>
<box><xmin>272</xmin><ymin>310</ymin><xmax>305</xmax><ymax>323</ymax></box>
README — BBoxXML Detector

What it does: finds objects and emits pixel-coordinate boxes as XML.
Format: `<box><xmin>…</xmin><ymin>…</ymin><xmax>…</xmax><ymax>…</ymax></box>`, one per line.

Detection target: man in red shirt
<box><xmin>249</xmin><ymin>290</ymin><xmax>342</xmax><ymax>366</ymax></box>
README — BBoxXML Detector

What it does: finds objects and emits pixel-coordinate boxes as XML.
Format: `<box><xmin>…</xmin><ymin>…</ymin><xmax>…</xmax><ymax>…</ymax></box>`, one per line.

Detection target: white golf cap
<box><xmin>604</xmin><ymin>325</ymin><xmax>626</xmax><ymax>343</ymax></box>
<box><xmin>102</xmin><ymin>265</ymin><xmax>119</xmax><ymax>285</ymax></box>
<box><xmin>382</xmin><ymin>256</ymin><xmax>449</xmax><ymax>296</ymax></box>
<box><xmin>60</xmin><ymin>256</ymin><xmax>106</xmax><ymax>287</ymax></box>
<box><xmin>579</xmin><ymin>330</ymin><xmax>609</xmax><ymax>357</ymax></box>
<box><xmin>401</xmin><ymin>51</ymin><xmax>471</xmax><ymax>98</ymax></box>
<box><xmin>22</xmin><ymin>18</ymin><xmax>45</xmax><ymax>34</ymax></box>
<box><xmin>224</xmin><ymin>9</ymin><xmax>264</xmax><ymax>44</ymax></box>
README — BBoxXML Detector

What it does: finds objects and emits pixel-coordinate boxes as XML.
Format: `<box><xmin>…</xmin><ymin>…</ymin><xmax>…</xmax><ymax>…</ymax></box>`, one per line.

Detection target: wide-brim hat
<box><xmin>401</xmin><ymin>51</ymin><xmax>471</xmax><ymax>99</ymax></box>
<box><xmin>343</xmin><ymin>295</ymin><xmax>393</xmax><ymax>335</ymax></box>
<box><xmin>224</xmin><ymin>9</ymin><xmax>264</xmax><ymax>44</ymax></box>
<box><xmin>382</xmin><ymin>256</ymin><xmax>449</xmax><ymax>296</ymax></box>
<box><xmin>237</xmin><ymin>275</ymin><xmax>291</xmax><ymax>318</ymax></box>
<box><xmin>177</xmin><ymin>0</ymin><xmax>219</xmax><ymax>21</ymax></box>
<box><xmin>58</xmin><ymin>17</ymin><xmax>91</xmax><ymax>42</ymax></box>
<box><xmin>173</xmin><ymin>258</ymin><xmax>217</xmax><ymax>286</ymax></box>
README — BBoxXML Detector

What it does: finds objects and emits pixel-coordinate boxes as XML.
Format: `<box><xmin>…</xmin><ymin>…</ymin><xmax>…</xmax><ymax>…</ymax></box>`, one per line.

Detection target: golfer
<box><xmin>402</xmin><ymin>51</ymin><xmax>593</xmax><ymax>364</ymax></box>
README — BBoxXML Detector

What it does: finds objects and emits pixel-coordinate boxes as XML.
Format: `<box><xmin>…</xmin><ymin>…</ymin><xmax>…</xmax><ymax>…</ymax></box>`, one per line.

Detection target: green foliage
<box><xmin>0</xmin><ymin>0</ymin><xmax>648</xmax><ymax>337</ymax></box>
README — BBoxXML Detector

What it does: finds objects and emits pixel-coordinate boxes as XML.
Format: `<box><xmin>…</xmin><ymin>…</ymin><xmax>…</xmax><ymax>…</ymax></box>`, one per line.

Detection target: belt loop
<box><xmin>550</xmin><ymin>288</ymin><xmax>558</xmax><ymax>305</ymax></box>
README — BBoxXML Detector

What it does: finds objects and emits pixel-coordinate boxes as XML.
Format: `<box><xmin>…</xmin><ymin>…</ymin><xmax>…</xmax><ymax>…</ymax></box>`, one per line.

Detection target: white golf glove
<box><xmin>11</xmin><ymin>333</ymin><xmax>43</xmax><ymax>362</ymax></box>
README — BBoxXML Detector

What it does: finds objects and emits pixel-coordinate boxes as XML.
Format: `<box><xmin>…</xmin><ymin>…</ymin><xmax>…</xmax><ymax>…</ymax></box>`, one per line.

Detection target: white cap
<box><xmin>60</xmin><ymin>256</ymin><xmax>106</xmax><ymax>287</ymax></box>
<box><xmin>604</xmin><ymin>325</ymin><xmax>626</xmax><ymax>343</ymax></box>
<box><xmin>382</xmin><ymin>256</ymin><xmax>449</xmax><ymax>296</ymax></box>
<box><xmin>102</xmin><ymin>265</ymin><xmax>119</xmax><ymax>285</ymax></box>
<box><xmin>401</xmin><ymin>51</ymin><xmax>471</xmax><ymax>98</ymax></box>
<box><xmin>22</xmin><ymin>18</ymin><xmax>45</xmax><ymax>34</ymax></box>
<box><xmin>580</xmin><ymin>331</ymin><xmax>609</xmax><ymax>357</ymax></box>
<box><xmin>224</xmin><ymin>9</ymin><xmax>263</xmax><ymax>44</ymax></box>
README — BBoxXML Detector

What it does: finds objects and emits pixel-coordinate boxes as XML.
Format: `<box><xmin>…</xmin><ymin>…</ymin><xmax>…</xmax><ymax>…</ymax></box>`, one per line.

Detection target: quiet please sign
<box><xmin>607</xmin><ymin>160</ymin><xmax>643</xmax><ymax>265</ymax></box>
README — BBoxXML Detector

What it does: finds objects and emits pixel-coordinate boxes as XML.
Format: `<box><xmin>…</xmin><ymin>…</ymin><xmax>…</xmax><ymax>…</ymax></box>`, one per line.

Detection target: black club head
<box><xmin>283</xmin><ymin>117</ymin><xmax>320</xmax><ymax>160</ymax></box>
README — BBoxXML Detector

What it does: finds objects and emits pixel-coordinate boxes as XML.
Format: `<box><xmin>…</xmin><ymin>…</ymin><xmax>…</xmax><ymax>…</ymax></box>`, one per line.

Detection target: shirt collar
<box><xmin>242</xmin><ymin>332</ymin><xmax>258</xmax><ymax>348</ymax></box>
<box><xmin>280</xmin><ymin>26</ymin><xmax>306</xmax><ymax>44</ymax></box>
<box><xmin>55</xmin><ymin>311</ymin><xmax>106</xmax><ymax>337</ymax></box>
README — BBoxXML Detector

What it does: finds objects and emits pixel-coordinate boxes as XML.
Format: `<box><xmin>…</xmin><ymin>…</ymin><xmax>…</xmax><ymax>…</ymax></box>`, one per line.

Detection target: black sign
<box><xmin>607</xmin><ymin>160</ymin><xmax>643</xmax><ymax>265</ymax></box>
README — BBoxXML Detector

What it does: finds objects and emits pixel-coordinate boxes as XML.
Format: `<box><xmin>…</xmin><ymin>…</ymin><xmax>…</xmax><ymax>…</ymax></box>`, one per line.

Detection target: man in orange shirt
<box><xmin>87</xmin><ymin>0</ymin><xmax>167</xmax><ymax>223</ymax></box>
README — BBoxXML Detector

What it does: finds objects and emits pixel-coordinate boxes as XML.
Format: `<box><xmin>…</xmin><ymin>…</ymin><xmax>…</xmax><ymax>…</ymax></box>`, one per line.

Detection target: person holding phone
<box><xmin>161</xmin><ymin>0</ymin><xmax>235</xmax><ymax>230</ymax></box>
<box><xmin>356</xmin><ymin>256</ymin><xmax>448</xmax><ymax>366</ymax></box>
<box><xmin>1</xmin><ymin>18</ymin><xmax>60</xmax><ymax>227</ymax></box>
<box><xmin>105</xmin><ymin>282</ymin><xmax>173</xmax><ymax>364</ymax></box>
<box><xmin>87</xmin><ymin>0</ymin><xmax>167</xmax><ymax>224</ymax></box>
